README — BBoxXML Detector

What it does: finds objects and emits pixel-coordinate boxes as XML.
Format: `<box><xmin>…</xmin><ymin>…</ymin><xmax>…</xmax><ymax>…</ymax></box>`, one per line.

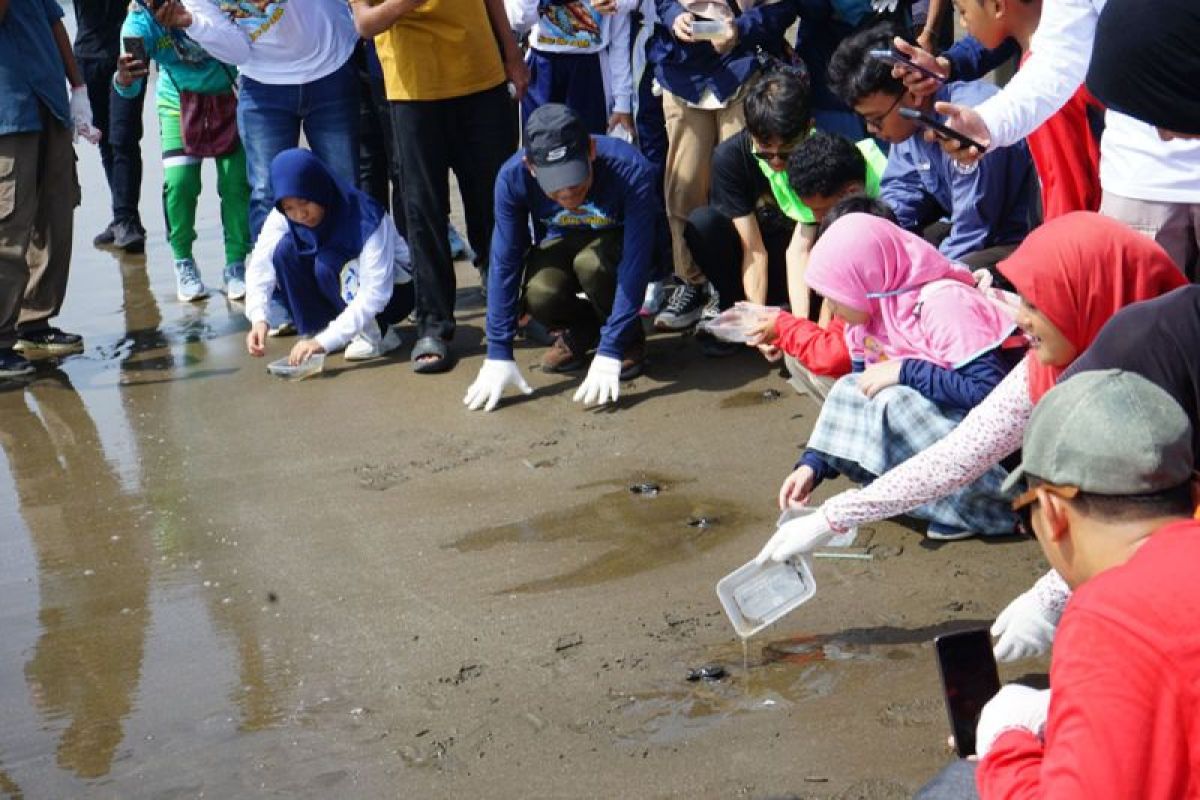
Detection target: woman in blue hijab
<box><xmin>244</xmin><ymin>149</ymin><xmax>415</xmax><ymax>366</ymax></box>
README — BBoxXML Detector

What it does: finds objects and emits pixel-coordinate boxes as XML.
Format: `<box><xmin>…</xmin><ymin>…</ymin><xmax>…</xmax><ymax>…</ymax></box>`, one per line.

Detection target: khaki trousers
<box><xmin>0</xmin><ymin>104</ymin><xmax>79</xmax><ymax>348</ymax></box>
<box><xmin>662</xmin><ymin>91</ymin><xmax>745</xmax><ymax>285</ymax></box>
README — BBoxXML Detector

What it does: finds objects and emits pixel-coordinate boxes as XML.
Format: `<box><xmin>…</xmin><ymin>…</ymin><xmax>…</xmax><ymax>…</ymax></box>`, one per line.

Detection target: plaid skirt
<box><xmin>806</xmin><ymin>375</ymin><xmax>1017</xmax><ymax>535</ymax></box>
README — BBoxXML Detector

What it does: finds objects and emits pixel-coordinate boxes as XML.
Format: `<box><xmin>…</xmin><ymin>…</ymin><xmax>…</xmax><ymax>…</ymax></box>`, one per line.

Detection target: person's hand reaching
<box><xmin>246</xmin><ymin>321</ymin><xmax>269</xmax><ymax>357</ymax></box>
<box><xmin>778</xmin><ymin>464</ymin><xmax>816</xmax><ymax>510</ymax></box>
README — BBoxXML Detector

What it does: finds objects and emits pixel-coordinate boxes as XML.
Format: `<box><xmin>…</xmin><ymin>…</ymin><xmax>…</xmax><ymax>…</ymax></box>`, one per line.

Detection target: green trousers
<box><xmin>524</xmin><ymin>229</ymin><xmax>623</xmax><ymax>339</ymax></box>
<box><xmin>158</xmin><ymin>105</ymin><xmax>250</xmax><ymax>264</ymax></box>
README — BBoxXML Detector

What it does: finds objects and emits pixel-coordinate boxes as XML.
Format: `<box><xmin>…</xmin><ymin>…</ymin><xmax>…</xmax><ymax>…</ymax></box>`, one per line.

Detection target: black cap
<box><xmin>525</xmin><ymin>104</ymin><xmax>591</xmax><ymax>194</ymax></box>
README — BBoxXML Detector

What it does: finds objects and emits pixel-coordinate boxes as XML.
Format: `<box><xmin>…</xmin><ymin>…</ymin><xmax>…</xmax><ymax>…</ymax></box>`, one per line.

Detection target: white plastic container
<box><xmin>717</xmin><ymin>508</ymin><xmax>858</xmax><ymax>637</ymax></box>
<box><xmin>266</xmin><ymin>353</ymin><xmax>325</xmax><ymax>381</ymax></box>
<box><xmin>717</xmin><ymin>555</ymin><xmax>816</xmax><ymax>639</ymax></box>
<box><xmin>699</xmin><ymin>302</ymin><xmax>779</xmax><ymax>343</ymax></box>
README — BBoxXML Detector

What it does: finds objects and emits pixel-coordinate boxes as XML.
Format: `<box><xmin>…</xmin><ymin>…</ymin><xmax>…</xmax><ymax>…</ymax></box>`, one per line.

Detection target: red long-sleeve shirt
<box><xmin>1022</xmin><ymin>52</ymin><xmax>1102</xmax><ymax>220</ymax></box>
<box><xmin>773</xmin><ymin>313</ymin><xmax>851</xmax><ymax>378</ymax></box>
<box><xmin>979</xmin><ymin>519</ymin><xmax>1200</xmax><ymax>799</ymax></box>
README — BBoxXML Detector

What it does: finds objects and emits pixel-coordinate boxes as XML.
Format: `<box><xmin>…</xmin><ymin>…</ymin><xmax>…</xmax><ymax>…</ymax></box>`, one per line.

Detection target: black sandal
<box><xmin>411</xmin><ymin>335</ymin><xmax>454</xmax><ymax>374</ymax></box>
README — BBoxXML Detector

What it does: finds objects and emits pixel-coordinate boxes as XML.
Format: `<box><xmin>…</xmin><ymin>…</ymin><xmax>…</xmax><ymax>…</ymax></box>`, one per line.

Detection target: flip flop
<box><xmin>411</xmin><ymin>335</ymin><xmax>454</xmax><ymax>374</ymax></box>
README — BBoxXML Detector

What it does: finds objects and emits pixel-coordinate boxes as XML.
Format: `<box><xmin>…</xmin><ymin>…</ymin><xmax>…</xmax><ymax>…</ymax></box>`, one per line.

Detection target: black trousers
<box><xmin>389</xmin><ymin>83</ymin><xmax>517</xmax><ymax>340</ymax></box>
<box><xmin>684</xmin><ymin>205</ymin><xmax>792</xmax><ymax>310</ymax></box>
<box><xmin>77</xmin><ymin>55</ymin><xmax>145</xmax><ymax>227</ymax></box>
<box><xmin>355</xmin><ymin>47</ymin><xmax>404</xmax><ymax>231</ymax></box>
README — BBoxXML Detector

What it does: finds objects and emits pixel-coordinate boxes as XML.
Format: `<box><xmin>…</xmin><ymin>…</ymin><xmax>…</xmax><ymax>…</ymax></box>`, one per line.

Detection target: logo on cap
<box><xmin>547</xmin><ymin>146</ymin><xmax>568</xmax><ymax>162</ymax></box>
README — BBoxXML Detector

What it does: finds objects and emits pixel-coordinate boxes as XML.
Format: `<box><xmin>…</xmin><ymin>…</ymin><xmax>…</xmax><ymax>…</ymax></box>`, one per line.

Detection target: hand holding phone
<box><xmin>869</xmin><ymin>47</ymin><xmax>945</xmax><ymax>85</ymax></box>
<box><xmin>123</xmin><ymin>36</ymin><xmax>148</xmax><ymax>65</ymax></box>
<box><xmin>898</xmin><ymin>107</ymin><xmax>989</xmax><ymax>154</ymax></box>
<box><xmin>935</xmin><ymin>628</ymin><xmax>1001</xmax><ymax>757</ymax></box>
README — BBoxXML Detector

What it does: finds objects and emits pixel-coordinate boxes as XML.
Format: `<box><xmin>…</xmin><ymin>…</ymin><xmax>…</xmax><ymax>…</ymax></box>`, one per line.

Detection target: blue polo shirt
<box><xmin>0</xmin><ymin>0</ymin><xmax>71</xmax><ymax>134</ymax></box>
<box><xmin>487</xmin><ymin>136</ymin><xmax>657</xmax><ymax>361</ymax></box>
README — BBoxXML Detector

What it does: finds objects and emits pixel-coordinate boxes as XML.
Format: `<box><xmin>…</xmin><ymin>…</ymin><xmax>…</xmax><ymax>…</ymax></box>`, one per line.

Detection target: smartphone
<box><xmin>868</xmin><ymin>48</ymin><xmax>945</xmax><ymax>84</ymax></box>
<box><xmin>123</xmin><ymin>36</ymin><xmax>147</xmax><ymax>64</ymax></box>
<box><xmin>934</xmin><ymin>628</ymin><xmax>1001</xmax><ymax>757</ymax></box>
<box><xmin>691</xmin><ymin>19</ymin><xmax>726</xmax><ymax>41</ymax></box>
<box><xmin>898</xmin><ymin>107</ymin><xmax>989</xmax><ymax>153</ymax></box>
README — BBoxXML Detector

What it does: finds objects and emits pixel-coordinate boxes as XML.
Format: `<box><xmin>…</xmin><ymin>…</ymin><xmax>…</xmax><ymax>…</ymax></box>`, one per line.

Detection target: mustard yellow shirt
<box><xmin>374</xmin><ymin>0</ymin><xmax>505</xmax><ymax>102</ymax></box>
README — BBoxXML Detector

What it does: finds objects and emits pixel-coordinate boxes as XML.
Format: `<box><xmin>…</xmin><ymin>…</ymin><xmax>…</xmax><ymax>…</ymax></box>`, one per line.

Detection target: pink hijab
<box><xmin>806</xmin><ymin>214</ymin><xmax>1017</xmax><ymax>369</ymax></box>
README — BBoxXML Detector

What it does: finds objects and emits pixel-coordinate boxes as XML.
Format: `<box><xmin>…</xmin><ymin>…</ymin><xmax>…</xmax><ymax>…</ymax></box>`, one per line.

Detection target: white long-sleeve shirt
<box><xmin>975</xmin><ymin>0</ymin><xmax>1103</xmax><ymax>150</ymax></box>
<box><xmin>974</xmin><ymin>0</ymin><xmax>1200</xmax><ymax>203</ymax></box>
<box><xmin>506</xmin><ymin>0</ymin><xmax>635</xmax><ymax>113</ymax></box>
<box><xmin>181</xmin><ymin>0</ymin><xmax>356</xmax><ymax>85</ymax></box>
<box><xmin>245</xmin><ymin>211</ymin><xmax>412</xmax><ymax>353</ymax></box>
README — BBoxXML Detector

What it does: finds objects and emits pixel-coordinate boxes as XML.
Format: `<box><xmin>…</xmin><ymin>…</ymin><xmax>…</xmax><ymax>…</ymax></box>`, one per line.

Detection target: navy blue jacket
<box><xmin>650</xmin><ymin>0</ymin><xmax>797</xmax><ymax>104</ymax></box>
<box><xmin>487</xmin><ymin>136</ymin><xmax>657</xmax><ymax>361</ymax></box>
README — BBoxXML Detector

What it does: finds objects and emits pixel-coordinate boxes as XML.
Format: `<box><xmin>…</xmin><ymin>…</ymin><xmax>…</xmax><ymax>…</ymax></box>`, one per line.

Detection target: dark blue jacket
<box><xmin>487</xmin><ymin>136</ymin><xmax>657</xmax><ymax>361</ymax></box>
<box><xmin>650</xmin><ymin>0</ymin><xmax>797</xmax><ymax>104</ymax></box>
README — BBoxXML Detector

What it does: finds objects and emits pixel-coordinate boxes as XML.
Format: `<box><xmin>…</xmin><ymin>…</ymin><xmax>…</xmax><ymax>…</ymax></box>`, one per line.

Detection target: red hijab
<box><xmin>997</xmin><ymin>212</ymin><xmax>1187</xmax><ymax>402</ymax></box>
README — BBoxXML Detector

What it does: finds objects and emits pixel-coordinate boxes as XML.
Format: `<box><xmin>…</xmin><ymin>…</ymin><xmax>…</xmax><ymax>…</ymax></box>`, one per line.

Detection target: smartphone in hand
<box><xmin>935</xmin><ymin>628</ymin><xmax>1001</xmax><ymax>757</ymax></box>
<box><xmin>898</xmin><ymin>107</ymin><xmax>988</xmax><ymax>153</ymax></box>
<box><xmin>868</xmin><ymin>48</ymin><xmax>945</xmax><ymax>85</ymax></box>
<box><xmin>123</xmin><ymin>36</ymin><xmax>148</xmax><ymax>64</ymax></box>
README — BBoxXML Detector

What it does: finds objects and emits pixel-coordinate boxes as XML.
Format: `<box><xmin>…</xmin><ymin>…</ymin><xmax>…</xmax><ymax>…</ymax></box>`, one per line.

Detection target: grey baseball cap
<box><xmin>1002</xmin><ymin>369</ymin><xmax>1194</xmax><ymax>495</ymax></box>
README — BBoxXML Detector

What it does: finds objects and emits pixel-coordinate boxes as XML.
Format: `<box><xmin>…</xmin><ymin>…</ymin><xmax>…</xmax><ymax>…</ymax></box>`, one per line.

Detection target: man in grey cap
<box><xmin>464</xmin><ymin>103</ymin><xmax>658</xmax><ymax>412</ymax></box>
<box><xmin>916</xmin><ymin>369</ymin><xmax>1200</xmax><ymax>800</ymax></box>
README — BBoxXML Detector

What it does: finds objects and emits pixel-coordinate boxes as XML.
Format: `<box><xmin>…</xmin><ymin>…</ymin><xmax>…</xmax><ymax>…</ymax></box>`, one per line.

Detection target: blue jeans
<box><xmin>915</xmin><ymin>760</ymin><xmax>979</xmax><ymax>800</ymax></box>
<box><xmin>237</xmin><ymin>58</ymin><xmax>360</xmax><ymax>241</ymax></box>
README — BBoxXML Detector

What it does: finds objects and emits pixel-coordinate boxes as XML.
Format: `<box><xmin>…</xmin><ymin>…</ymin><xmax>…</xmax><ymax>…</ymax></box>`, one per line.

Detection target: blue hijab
<box><xmin>269</xmin><ymin>149</ymin><xmax>385</xmax><ymax>263</ymax></box>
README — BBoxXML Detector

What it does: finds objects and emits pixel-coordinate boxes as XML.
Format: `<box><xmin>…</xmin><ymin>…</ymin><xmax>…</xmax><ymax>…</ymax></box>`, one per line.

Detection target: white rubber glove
<box><xmin>463</xmin><ymin>359</ymin><xmax>532</xmax><ymax>412</ymax></box>
<box><xmin>754</xmin><ymin>509</ymin><xmax>836</xmax><ymax>565</ymax></box>
<box><xmin>69</xmin><ymin>87</ymin><xmax>102</xmax><ymax>144</ymax></box>
<box><xmin>975</xmin><ymin>684</ymin><xmax>1051</xmax><ymax>758</ymax></box>
<box><xmin>573</xmin><ymin>354</ymin><xmax>621</xmax><ymax>406</ymax></box>
<box><xmin>991</xmin><ymin>573</ymin><xmax>1066</xmax><ymax>662</ymax></box>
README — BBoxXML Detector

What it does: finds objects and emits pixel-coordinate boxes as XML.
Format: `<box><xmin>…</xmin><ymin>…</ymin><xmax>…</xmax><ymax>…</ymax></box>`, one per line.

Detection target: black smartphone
<box><xmin>123</xmin><ymin>36</ymin><xmax>147</xmax><ymax>64</ymax></box>
<box><xmin>898</xmin><ymin>107</ymin><xmax>989</xmax><ymax>153</ymax></box>
<box><xmin>934</xmin><ymin>627</ymin><xmax>1001</xmax><ymax>757</ymax></box>
<box><xmin>868</xmin><ymin>48</ymin><xmax>945</xmax><ymax>85</ymax></box>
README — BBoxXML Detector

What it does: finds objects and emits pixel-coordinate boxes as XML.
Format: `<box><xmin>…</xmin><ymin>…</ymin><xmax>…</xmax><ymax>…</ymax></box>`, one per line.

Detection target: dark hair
<box><xmin>787</xmin><ymin>131</ymin><xmax>868</xmax><ymax>199</ymax></box>
<box><xmin>743</xmin><ymin>66</ymin><xmax>813</xmax><ymax>143</ymax></box>
<box><xmin>1027</xmin><ymin>476</ymin><xmax>1197</xmax><ymax>523</ymax></box>
<box><xmin>827</xmin><ymin>23</ymin><xmax>907</xmax><ymax>107</ymax></box>
<box><xmin>817</xmin><ymin>193</ymin><xmax>897</xmax><ymax>237</ymax></box>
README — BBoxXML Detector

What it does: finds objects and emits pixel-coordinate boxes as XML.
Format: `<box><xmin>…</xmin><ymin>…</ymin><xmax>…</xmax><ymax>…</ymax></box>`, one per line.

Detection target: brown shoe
<box><xmin>620</xmin><ymin>336</ymin><xmax>646</xmax><ymax>380</ymax></box>
<box><xmin>541</xmin><ymin>328</ymin><xmax>594</xmax><ymax>373</ymax></box>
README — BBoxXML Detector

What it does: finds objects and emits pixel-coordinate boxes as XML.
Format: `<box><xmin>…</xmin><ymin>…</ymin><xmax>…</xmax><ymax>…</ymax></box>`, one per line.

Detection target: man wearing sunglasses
<box><xmin>677</xmin><ymin>67</ymin><xmax>887</xmax><ymax>355</ymax></box>
<box><xmin>930</xmin><ymin>369</ymin><xmax>1200</xmax><ymax>799</ymax></box>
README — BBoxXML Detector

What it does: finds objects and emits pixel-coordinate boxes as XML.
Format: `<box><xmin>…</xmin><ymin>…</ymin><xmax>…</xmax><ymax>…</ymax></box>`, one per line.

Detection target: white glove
<box><xmin>573</xmin><ymin>354</ymin><xmax>621</xmax><ymax>406</ymax></box>
<box><xmin>754</xmin><ymin>509</ymin><xmax>836</xmax><ymax>565</ymax></box>
<box><xmin>991</xmin><ymin>576</ymin><xmax>1065</xmax><ymax>662</ymax></box>
<box><xmin>463</xmin><ymin>359</ymin><xmax>532</xmax><ymax>412</ymax></box>
<box><xmin>69</xmin><ymin>86</ymin><xmax>102</xmax><ymax>145</ymax></box>
<box><xmin>975</xmin><ymin>684</ymin><xmax>1051</xmax><ymax>758</ymax></box>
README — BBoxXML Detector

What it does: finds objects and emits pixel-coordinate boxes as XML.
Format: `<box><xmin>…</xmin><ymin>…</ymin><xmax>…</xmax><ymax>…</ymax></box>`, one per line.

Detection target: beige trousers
<box><xmin>1100</xmin><ymin>190</ymin><xmax>1200</xmax><ymax>280</ymax></box>
<box><xmin>0</xmin><ymin>104</ymin><xmax>80</xmax><ymax>348</ymax></box>
<box><xmin>662</xmin><ymin>91</ymin><xmax>745</xmax><ymax>285</ymax></box>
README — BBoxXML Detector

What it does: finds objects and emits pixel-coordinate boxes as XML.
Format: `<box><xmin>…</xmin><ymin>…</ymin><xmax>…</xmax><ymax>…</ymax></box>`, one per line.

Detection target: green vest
<box><xmin>756</xmin><ymin>137</ymin><xmax>889</xmax><ymax>225</ymax></box>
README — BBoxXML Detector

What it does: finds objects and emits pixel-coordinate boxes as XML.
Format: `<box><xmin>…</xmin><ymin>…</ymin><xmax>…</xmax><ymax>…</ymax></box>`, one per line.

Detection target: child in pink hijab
<box><xmin>786</xmin><ymin>213</ymin><xmax>1026</xmax><ymax>539</ymax></box>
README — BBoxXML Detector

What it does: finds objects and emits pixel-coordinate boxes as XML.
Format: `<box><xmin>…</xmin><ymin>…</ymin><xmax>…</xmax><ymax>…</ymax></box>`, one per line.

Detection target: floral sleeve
<box><xmin>822</xmin><ymin>360</ymin><xmax>1034</xmax><ymax>530</ymax></box>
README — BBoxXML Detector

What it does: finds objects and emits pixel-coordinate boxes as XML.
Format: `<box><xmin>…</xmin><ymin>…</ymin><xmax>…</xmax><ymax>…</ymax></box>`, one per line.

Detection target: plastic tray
<box><xmin>266</xmin><ymin>353</ymin><xmax>325</xmax><ymax>381</ymax></box>
<box><xmin>717</xmin><ymin>555</ymin><xmax>816</xmax><ymax>639</ymax></box>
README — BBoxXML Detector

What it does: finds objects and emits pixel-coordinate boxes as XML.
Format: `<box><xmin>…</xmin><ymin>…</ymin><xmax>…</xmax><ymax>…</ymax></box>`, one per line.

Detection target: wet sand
<box><xmin>0</xmin><ymin>84</ymin><xmax>1050</xmax><ymax>800</ymax></box>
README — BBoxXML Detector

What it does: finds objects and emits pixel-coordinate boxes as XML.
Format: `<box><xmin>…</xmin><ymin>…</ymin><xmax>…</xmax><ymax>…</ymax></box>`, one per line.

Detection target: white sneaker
<box><xmin>224</xmin><ymin>261</ymin><xmax>247</xmax><ymax>301</ymax></box>
<box><xmin>345</xmin><ymin>325</ymin><xmax>401</xmax><ymax>361</ymax></box>
<box><xmin>174</xmin><ymin>258</ymin><xmax>209</xmax><ymax>302</ymax></box>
